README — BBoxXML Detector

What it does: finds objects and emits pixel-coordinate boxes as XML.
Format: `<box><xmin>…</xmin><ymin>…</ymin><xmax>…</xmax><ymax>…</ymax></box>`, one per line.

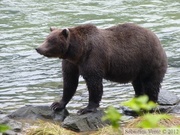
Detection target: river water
<box><xmin>0</xmin><ymin>0</ymin><xmax>180</xmax><ymax>114</ymax></box>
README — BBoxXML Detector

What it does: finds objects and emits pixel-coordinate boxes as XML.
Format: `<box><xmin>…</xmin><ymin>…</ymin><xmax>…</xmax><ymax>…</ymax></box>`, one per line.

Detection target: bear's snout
<box><xmin>35</xmin><ymin>48</ymin><xmax>41</xmax><ymax>54</ymax></box>
<box><xmin>35</xmin><ymin>47</ymin><xmax>45</xmax><ymax>55</ymax></box>
<box><xmin>35</xmin><ymin>47</ymin><xmax>54</xmax><ymax>57</ymax></box>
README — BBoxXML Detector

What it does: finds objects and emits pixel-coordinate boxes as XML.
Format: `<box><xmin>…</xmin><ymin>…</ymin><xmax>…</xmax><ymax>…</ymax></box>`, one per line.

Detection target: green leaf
<box><xmin>122</xmin><ymin>95</ymin><xmax>157</xmax><ymax>113</ymax></box>
<box><xmin>102</xmin><ymin>106</ymin><xmax>122</xmax><ymax>129</ymax></box>
<box><xmin>137</xmin><ymin>114</ymin><xmax>171</xmax><ymax>128</ymax></box>
<box><xmin>0</xmin><ymin>124</ymin><xmax>10</xmax><ymax>133</ymax></box>
<box><xmin>136</xmin><ymin>95</ymin><xmax>149</xmax><ymax>103</ymax></box>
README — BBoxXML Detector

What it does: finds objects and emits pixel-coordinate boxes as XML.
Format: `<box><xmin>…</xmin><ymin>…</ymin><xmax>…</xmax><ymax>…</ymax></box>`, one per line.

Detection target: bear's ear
<box><xmin>62</xmin><ymin>28</ymin><xmax>69</xmax><ymax>39</ymax></box>
<box><xmin>50</xmin><ymin>27</ymin><xmax>57</xmax><ymax>32</ymax></box>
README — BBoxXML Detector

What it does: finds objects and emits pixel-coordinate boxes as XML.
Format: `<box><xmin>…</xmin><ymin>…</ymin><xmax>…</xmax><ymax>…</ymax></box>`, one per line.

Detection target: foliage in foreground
<box><xmin>136</xmin><ymin>113</ymin><xmax>171</xmax><ymax>128</ymax></box>
<box><xmin>126</xmin><ymin>114</ymin><xmax>180</xmax><ymax>128</ymax></box>
<box><xmin>0</xmin><ymin>124</ymin><xmax>9</xmax><ymax>133</ymax></box>
<box><xmin>103</xmin><ymin>95</ymin><xmax>180</xmax><ymax>129</ymax></box>
<box><xmin>102</xmin><ymin>106</ymin><xmax>122</xmax><ymax>130</ymax></box>
<box><xmin>122</xmin><ymin>95</ymin><xmax>157</xmax><ymax>114</ymax></box>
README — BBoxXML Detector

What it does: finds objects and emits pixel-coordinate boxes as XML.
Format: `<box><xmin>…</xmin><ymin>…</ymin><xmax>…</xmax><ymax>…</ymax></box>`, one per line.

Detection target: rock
<box><xmin>157</xmin><ymin>90</ymin><xmax>180</xmax><ymax>114</ymax></box>
<box><xmin>2</xmin><ymin>130</ymin><xmax>17</xmax><ymax>135</ymax></box>
<box><xmin>157</xmin><ymin>103</ymin><xmax>180</xmax><ymax>114</ymax></box>
<box><xmin>0</xmin><ymin>105</ymin><xmax>69</xmax><ymax>135</ymax></box>
<box><xmin>62</xmin><ymin>110</ymin><xmax>109</xmax><ymax>132</ymax></box>
<box><xmin>7</xmin><ymin>105</ymin><xmax>69</xmax><ymax>122</ymax></box>
<box><xmin>121</xmin><ymin>106</ymin><xmax>138</xmax><ymax>116</ymax></box>
<box><xmin>171</xmin><ymin>103</ymin><xmax>180</xmax><ymax>114</ymax></box>
<box><xmin>0</xmin><ymin>111</ymin><xmax>6</xmax><ymax>119</ymax></box>
<box><xmin>158</xmin><ymin>90</ymin><xmax>180</xmax><ymax>105</ymax></box>
<box><xmin>0</xmin><ymin>117</ymin><xmax>24</xmax><ymax>135</ymax></box>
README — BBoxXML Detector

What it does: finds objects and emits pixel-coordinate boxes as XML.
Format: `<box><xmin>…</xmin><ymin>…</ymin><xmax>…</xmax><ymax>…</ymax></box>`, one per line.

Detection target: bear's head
<box><xmin>36</xmin><ymin>28</ymin><xmax>70</xmax><ymax>58</ymax></box>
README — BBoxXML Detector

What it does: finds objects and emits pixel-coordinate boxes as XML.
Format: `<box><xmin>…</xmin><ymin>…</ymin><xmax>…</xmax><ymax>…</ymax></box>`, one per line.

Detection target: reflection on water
<box><xmin>0</xmin><ymin>0</ymin><xmax>179</xmax><ymax>113</ymax></box>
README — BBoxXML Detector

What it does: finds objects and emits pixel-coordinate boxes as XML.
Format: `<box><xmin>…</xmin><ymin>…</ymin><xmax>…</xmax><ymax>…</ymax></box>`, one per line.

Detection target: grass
<box><xmin>126</xmin><ymin>114</ymin><xmax>180</xmax><ymax>128</ymax></box>
<box><xmin>25</xmin><ymin>120</ymin><xmax>120</xmax><ymax>135</ymax></box>
<box><xmin>91</xmin><ymin>126</ymin><xmax>120</xmax><ymax>135</ymax></box>
<box><xmin>26</xmin><ymin>115</ymin><xmax>180</xmax><ymax>135</ymax></box>
<box><xmin>26</xmin><ymin>120</ymin><xmax>77</xmax><ymax>135</ymax></box>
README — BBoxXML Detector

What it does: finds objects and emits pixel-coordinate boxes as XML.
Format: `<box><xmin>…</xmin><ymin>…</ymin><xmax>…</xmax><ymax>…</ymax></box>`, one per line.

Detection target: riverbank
<box><xmin>0</xmin><ymin>90</ymin><xmax>179</xmax><ymax>135</ymax></box>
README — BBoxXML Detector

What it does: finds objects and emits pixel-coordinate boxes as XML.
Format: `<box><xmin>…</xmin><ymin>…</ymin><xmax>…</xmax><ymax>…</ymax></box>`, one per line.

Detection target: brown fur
<box><xmin>36</xmin><ymin>23</ymin><xmax>167</xmax><ymax>114</ymax></box>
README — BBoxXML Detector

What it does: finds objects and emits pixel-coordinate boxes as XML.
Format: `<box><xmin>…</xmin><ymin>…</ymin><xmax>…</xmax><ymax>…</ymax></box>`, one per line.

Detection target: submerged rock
<box><xmin>62</xmin><ymin>110</ymin><xmax>109</xmax><ymax>132</ymax></box>
<box><xmin>7</xmin><ymin>105</ymin><xmax>69</xmax><ymax>122</ymax></box>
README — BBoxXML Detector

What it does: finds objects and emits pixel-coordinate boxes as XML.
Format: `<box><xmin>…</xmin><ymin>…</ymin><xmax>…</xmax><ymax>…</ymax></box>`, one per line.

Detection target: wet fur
<box><xmin>36</xmin><ymin>23</ymin><xmax>167</xmax><ymax>114</ymax></box>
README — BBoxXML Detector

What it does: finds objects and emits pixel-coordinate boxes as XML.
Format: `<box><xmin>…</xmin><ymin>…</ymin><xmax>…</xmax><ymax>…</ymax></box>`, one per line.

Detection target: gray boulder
<box><xmin>62</xmin><ymin>110</ymin><xmax>109</xmax><ymax>132</ymax></box>
<box><xmin>158</xmin><ymin>90</ymin><xmax>180</xmax><ymax>105</ymax></box>
<box><xmin>0</xmin><ymin>117</ymin><xmax>25</xmax><ymax>135</ymax></box>
<box><xmin>157</xmin><ymin>90</ymin><xmax>180</xmax><ymax>114</ymax></box>
<box><xmin>0</xmin><ymin>105</ymin><xmax>69</xmax><ymax>135</ymax></box>
<box><xmin>7</xmin><ymin>105</ymin><xmax>69</xmax><ymax>122</ymax></box>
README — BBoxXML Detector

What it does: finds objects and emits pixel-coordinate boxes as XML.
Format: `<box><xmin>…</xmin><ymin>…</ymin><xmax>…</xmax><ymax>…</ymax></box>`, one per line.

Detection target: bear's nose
<box><xmin>35</xmin><ymin>48</ymin><xmax>41</xmax><ymax>54</ymax></box>
<box><xmin>35</xmin><ymin>48</ymin><xmax>38</xmax><ymax>52</ymax></box>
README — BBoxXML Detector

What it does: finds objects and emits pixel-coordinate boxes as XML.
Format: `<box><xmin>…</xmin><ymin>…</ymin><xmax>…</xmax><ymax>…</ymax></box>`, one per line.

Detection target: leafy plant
<box><xmin>122</xmin><ymin>95</ymin><xmax>157</xmax><ymax>114</ymax></box>
<box><xmin>0</xmin><ymin>124</ymin><xmax>9</xmax><ymax>133</ymax></box>
<box><xmin>137</xmin><ymin>113</ymin><xmax>171</xmax><ymax>128</ymax></box>
<box><xmin>103</xmin><ymin>95</ymin><xmax>176</xmax><ymax>130</ymax></box>
<box><xmin>102</xmin><ymin>106</ymin><xmax>122</xmax><ymax>130</ymax></box>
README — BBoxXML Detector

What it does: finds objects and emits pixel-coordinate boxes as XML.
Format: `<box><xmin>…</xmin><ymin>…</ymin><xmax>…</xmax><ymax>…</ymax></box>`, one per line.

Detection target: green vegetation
<box><xmin>103</xmin><ymin>95</ymin><xmax>180</xmax><ymax>130</ymax></box>
<box><xmin>102</xmin><ymin>106</ymin><xmax>122</xmax><ymax>130</ymax></box>
<box><xmin>126</xmin><ymin>114</ymin><xmax>180</xmax><ymax>128</ymax></box>
<box><xmin>121</xmin><ymin>95</ymin><xmax>172</xmax><ymax>128</ymax></box>
<box><xmin>0</xmin><ymin>124</ymin><xmax>9</xmax><ymax>133</ymax></box>
<box><xmin>122</xmin><ymin>95</ymin><xmax>157</xmax><ymax>114</ymax></box>
<box><xmin>136</xmin><ymin>113</ymin><xmax>170</xmax><ymax>128</ymax></box>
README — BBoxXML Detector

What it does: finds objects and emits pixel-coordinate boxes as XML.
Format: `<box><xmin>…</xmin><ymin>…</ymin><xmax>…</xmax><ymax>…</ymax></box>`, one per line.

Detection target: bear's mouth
<box><xmin>41</xmin><ymin>52</ymin><xmax>55</xmax><ymax>58</ymax></box>
<box><xmin>36</xmin><ymin>48</ymin><xmax>63</xmax><ymax>58</ymax></box>
<box><xmin>43</xmin><ymin>53</ymin><xmax>52</xmax><ymax>57</ymax></box>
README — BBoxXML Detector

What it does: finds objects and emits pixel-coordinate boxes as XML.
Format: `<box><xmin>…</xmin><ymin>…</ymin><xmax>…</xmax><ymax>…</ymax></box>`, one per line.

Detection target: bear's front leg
<box><xmin>51</xmin><ymin>60</ymin><xmax>79</xmax><ymax>112</ymax></box>
<box><xmin>78</xmin><ymin>75</ymin><xmax>103</xmax><ymax>114</ymax></box>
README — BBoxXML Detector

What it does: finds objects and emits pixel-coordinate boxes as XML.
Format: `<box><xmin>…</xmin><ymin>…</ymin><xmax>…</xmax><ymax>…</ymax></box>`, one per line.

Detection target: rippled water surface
<box><xmin>0</xmin><ymin>0</ymin><xmax>180</xmax><ymax>113</ymax></box>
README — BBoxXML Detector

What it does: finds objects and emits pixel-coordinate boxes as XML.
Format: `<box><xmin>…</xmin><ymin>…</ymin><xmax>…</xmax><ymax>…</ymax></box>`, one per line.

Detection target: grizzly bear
<box><xmin>36</xmin><ymin>23</ymin><xmax>167</xmax><ymax>114</ymax></box>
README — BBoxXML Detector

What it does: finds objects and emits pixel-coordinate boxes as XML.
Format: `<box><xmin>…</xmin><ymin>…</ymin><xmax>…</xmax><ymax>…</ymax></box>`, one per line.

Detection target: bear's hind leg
<box><xmin>142</xmin><ymin>76</ymin><xmax>161</xmax><ymax>103</ymax></box>
<box><xmin>132</xmin><ymin>78</ymin><xmax>145</xmax><ymax>97</ymax></box>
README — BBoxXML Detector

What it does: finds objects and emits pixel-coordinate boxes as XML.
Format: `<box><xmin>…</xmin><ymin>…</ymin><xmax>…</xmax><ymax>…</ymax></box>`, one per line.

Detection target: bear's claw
<box><xmin>50</xmin><ymin>102</ymin><xmax>65</xmax><ymax>111</ymax></box>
